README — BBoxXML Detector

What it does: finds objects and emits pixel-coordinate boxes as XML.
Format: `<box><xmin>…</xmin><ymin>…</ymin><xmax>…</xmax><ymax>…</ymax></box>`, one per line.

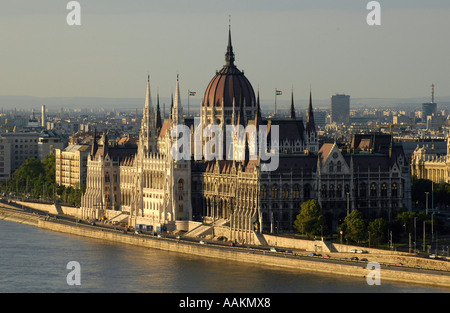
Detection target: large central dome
<box><xmin>202</xmin><ymin>27</ymin><xmax>256</xmax><ymax>108</ymax></box>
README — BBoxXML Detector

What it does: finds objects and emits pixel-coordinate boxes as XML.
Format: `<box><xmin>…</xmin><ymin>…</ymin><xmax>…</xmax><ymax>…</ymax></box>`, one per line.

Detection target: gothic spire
<box><xmin>225</xmin><ymin>21</ymin><xmax>235</xmax><ymax>67</ymax></box>
<box><xmin>155</xmin><ymin>91</ymin><xmax>162</xmax><ymax>132</ymax></box>
<box><xmin>306</xmin><ymin>89</ymin><xmax>315</xmax><ymax>133</ymax></box>
<box><xmin>172</xmin><ymin>74</ymin><xmax>183</xmax><ymax>125</ymax></box>
<box><xmin>254</xmin><ymin>89</ymin><xmax>262</xmax><ymax>128</ymax></box>
<box><xmin>289</xmin><ymin>89</ymin><xmax>296</xmax><ymax>119</ymax></box>
<box><xmin>144</xmin><ymin>75</ymin><xmax>153</xmax><ymax>111</ymax></box>
<box><xmin>169</xmin><ymin>92</ymin><xmax>173</xmax><ymax>121</ymax></box>
<box><xmin>243</xmin><ymin>133</ymin><xmax>250</xmax><ymax>167</ymax></box>
<box><xmin>139</xmin><ymin>75</ymin><xmax>157</xmax><ymax>154</ymax></box>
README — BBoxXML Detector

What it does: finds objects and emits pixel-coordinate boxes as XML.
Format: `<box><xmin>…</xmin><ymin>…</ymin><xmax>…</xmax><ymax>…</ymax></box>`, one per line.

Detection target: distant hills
<box><xmin>1</xmin><ymin>94</ymin><xmax>449</xmax><ymax>113</ymax></box>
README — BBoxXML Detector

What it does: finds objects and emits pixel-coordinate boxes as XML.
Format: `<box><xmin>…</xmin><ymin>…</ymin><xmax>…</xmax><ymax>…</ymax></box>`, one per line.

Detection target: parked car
<box><xmin>199</xmin><ymin>240</ymin><xmax>206</xmax><ymax>244</ymax></box>
<box><xmin>270</xmin><ymin>247</ymin><xmax>279</xmax><ymax>252</ymax></box>
<box><xmin>308</xmin><ymin>252</ymin><xmax>317</xmax><ymax>257</ymax></box>
<box><xmin>350</xmin><ymin>256</ymin><xmax>359</xmax><ymax>261</ymax></box>
<box><xmin>322</xmin><ymin>254</ymin><xmax>331</xmax><ymax>258</ymax></box>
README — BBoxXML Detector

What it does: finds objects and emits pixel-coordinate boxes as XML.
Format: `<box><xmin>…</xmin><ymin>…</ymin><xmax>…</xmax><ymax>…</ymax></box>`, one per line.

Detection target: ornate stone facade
<box><xmin>411</xmin><ymin>135</ymin><xmax>450</xmax><ymax>183</ymax></box>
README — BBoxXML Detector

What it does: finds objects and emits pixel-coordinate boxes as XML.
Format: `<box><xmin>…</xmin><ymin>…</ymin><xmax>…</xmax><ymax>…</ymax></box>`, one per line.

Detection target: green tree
<box><xmin>368</xmin><ymin>218</ymin><xmax>388</xmax><ymax>247</ymax></box>
<box><xmin>294</xmin><ymin>200</ymin><xmax>325</xmax><ymax>238</ymax></box>
<box><xmin>342</xmin><ymin>209</ymin><xmax>367</xmax><ymax>243</ymax></box>
<box><xmin>0</xmin><ymin>154</ymin><xmax>84</xmax><ymax>206</ymax></box>
<box><xmin>396</xmin><ymin>211</ymin><xmax>416</xmax><ymax>234</ymax></box>
<box><xmin>42</xmin><ymin>154</ymin><xmax>56</xmax><ymax>184</ymax></box>
<box><xmin>411</xmin><ymin>176</ymin><xmax>450</xmax><ymax>208</ymax></box>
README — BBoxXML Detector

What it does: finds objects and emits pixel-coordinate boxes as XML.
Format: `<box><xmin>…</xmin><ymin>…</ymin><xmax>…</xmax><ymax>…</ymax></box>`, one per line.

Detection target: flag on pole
<box><xmin>276</xmin><ymin>90</ymin><xmax>282</xmax><ymax>95</ymax></box>
<box><xmin>189</xmin><ymin>91</ymin><xmax>196</xmax><ymax>96</ymax></box>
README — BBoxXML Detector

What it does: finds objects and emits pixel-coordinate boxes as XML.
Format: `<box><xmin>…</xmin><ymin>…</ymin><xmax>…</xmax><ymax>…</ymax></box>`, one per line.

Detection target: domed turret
<box><xmin>201</xmin><ymin>25</ymin><xmax>256</xmax><ymax>124</ymax></box>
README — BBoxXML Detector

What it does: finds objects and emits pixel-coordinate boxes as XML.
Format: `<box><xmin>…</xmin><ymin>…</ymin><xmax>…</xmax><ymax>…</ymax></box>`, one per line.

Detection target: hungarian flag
<box><xmin>189</xmin><ymin>91</ymin><xmax>196</xmax><ymax>96</ymax></box>
<box><xmin>276</xmin><ymin>90</ymin><xmax>282</xmax><ymax>95</ymax></box>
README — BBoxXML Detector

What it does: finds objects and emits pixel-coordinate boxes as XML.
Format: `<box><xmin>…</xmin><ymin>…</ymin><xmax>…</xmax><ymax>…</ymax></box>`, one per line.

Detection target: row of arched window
<box><xmin>199</xmin><ymin>180</ymin><xmax>258</xmax><ymax>196</ymax></box>
<box><xmin>260</xmin><ymin>184</ymin><xmax>312</xmax><ymax>200</ymax></box>
<box><xmin>320</xmin><ymin>184</ymin><xmax>350</xmax><ymax>199</ymax></box>
<box><xmin>319</xmin><ymin>182</ymin><xmax>398</xmax><ymax>199</ymax></box>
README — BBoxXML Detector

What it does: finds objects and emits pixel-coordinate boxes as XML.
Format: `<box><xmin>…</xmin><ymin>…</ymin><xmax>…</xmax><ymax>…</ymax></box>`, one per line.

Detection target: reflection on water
<box><xmin>0</xmin><ymin>220</ymin><xmax>448</xmax><ymax>293</ymax></box>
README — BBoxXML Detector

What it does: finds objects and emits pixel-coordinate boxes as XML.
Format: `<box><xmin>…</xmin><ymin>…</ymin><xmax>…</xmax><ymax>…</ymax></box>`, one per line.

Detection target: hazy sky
<box><xmin>1</xmin><ymin>0</ymin><xmax>450</xmax><ymax>106</ymax></box>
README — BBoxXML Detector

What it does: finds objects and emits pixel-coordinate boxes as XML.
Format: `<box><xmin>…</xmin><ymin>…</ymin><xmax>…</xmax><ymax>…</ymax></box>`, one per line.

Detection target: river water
<box><xmin>0</xmin><ymin>219</ymin><xmax>448</xmax><ymax>293</ymax></box>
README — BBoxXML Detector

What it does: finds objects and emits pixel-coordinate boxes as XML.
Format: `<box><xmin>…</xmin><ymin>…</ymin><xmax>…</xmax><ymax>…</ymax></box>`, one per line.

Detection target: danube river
<box><xmin>0</xmin><ymin>219</ymin><xmax>448</xmax><ymax>293</ymax></box>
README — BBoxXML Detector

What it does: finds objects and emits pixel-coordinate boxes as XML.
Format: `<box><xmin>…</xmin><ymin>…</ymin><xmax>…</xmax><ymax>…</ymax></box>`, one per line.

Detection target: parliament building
<box><xmin>80</xmin><ymin>26</ymin><xmax>411</xmax><ymax>244</ymax></box>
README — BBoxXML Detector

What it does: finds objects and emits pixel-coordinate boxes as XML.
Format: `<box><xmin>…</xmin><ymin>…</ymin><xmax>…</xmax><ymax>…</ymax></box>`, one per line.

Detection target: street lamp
<box><xmin>346</xmin><ymin>192</ymin><xmax>350</xmax><ymax>216</ymax></box>
<box><xmin>425</xmin><ymin>192</ymin><xmax>429</xmax><ymax>215</ymax></box>
<box><xmin>414</xmin><ymin>216</ymin><xmax>417</xmax><ymax>252</ymax></box>
<box><xmin>431</xmin><ymin>212</ymin><xmax>435</xmax><ymax>249</ymax></box>
<box><xmin>423</xmin><ymin>220</ymin><xmax>426</xmax><ymax>252</ymax></box>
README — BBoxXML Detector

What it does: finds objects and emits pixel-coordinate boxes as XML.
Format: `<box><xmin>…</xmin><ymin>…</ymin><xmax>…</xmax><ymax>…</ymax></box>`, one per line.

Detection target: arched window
<box><xmin>293</xmin><ymin>184</ymin><xmax>300</xmax><ymax>199</ymax></box>
<box><xmin>282</xmin><ymin>184</ymin><xmax>289</xmax><ymax>199</ymax></box>
<box><xmin>391</xmin><ymin>183</ymin><xmax>398</xmax><ymax>197</ymax></box>
<box><xmin>271</xmin><ymin>185</ymin><xmax>279</xmax><ymax>199</ymax></box>
<box><xmin>336</xmin><ymin>184</ymin><xmax>342</xmax><ymax>198</ymax></box>
<box><xmin>337</xmin><ymin>161</ymin><xmax>342</xmax><ymax>172</ymax></box>
<box><xmin>329</xmin><ymin>184</ymin><xmax>335</xmax><ymax>198</ymax></box>
<box><xmin>321</xmin><ymin>184</ymin><xmax>327</xmax><ymax>198</ymax></box>
<box><xmin>178</xmin><ymin>179</ymin><xmax>184</xmax><ymax>192</ymax></box>
<box><xmin>370</xmin><ymin>183</ymin><xmax>377</xmax><ymax>197</ymax></box>
<box><xmin>381</xmin><ymin>183</ymin><xmax>387</xmax><ymax>197</ymax></box>
<box><xmin>329</xmin><ymin>161</ymin><xmax>334</xmax><ymax>173</ymax></box>
<box><xmin>261</xmin><ymin>185</ymin><xmax>268</xmax><ymax>199</ymax></box>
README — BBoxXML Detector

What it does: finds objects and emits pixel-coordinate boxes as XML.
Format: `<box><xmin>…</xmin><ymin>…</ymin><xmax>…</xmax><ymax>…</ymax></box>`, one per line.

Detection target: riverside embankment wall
<box><xmin>0</xmin><ymin>208</ymin><xmax>40</xmax><ymax>226</ymax></box>
<box><xmin>263</xmin><ymin>233</ymin><xmax>450</xmax><ymax>271</ymax></box>
<box><xmin>37</xmin><ymin>219</ymin><xmax>450</xmax><ymax>288</ymax></box>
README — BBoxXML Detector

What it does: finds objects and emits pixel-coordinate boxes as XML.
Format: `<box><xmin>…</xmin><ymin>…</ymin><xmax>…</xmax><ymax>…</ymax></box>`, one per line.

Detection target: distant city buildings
<box><xmin>331</xmin><ymin>94</ymin><xmax>350</xmax><ymax>124</ymax></box>
<box><xmin>422</xmin><ymin>102</ymin><xmax>437</xmax><ymax>122</ymax></box>
<box><xmin>41</xmin><ymin>105</ymin><xmax>46</xmax><ymax>128</ymax></box>
<box><xmin>427</xmin><ymin>113</ymin><xmax>447</xmax><ymax>131</ymax></box>
<box><xmin>313</xmin><ymin>109</ymin><xmax>327</xmax><ymax>128</ymax></box>
<box><xmin>0</xmin><ymin>131</ymin><xmax>63</xmax><ymax>181</ymax></box>
<box><xmin>422</xmin><ymin>84</ymin><xmax>437</xmax><ymax>123</ymax></box>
